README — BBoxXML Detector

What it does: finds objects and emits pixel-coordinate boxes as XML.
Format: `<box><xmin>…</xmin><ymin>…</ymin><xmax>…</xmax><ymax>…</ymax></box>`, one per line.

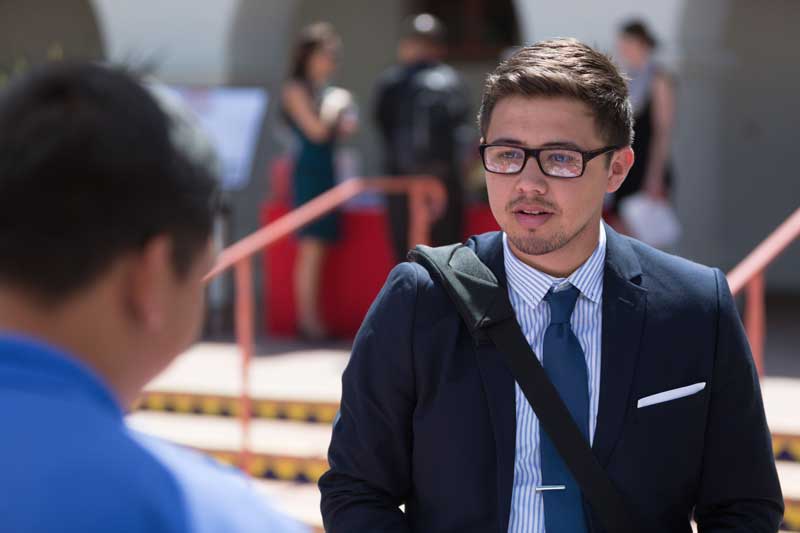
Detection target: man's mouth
<box><xmin>516</xmin><ymin>208</ymin><xmax>551</xmax><ymax>215</ymax></box>
<box><xmin>512</xmin><ymin>206</ymin><xmax>555</xmax><ymax>229</ymax></box>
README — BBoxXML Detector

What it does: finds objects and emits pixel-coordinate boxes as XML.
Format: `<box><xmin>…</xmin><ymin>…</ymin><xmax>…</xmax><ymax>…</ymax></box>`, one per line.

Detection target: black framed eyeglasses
<box><xmin>479</xmin><ymin>143</ymin><xmax>622</xmax><ymax>178</ymax></box>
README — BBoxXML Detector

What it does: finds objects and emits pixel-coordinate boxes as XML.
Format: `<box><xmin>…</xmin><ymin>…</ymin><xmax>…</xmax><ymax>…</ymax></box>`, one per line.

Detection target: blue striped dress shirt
<box><xmin>504</xmin><ymin>224</ymin><xmax>606</xmax><ymax>533</ymax></box>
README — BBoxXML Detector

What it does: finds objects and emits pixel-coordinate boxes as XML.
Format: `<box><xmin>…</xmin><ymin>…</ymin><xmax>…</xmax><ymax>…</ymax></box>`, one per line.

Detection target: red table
<box><xmin>261</xmin><ymin>202</ymin><xmax>499</xmax><ymax>337</ymax></box>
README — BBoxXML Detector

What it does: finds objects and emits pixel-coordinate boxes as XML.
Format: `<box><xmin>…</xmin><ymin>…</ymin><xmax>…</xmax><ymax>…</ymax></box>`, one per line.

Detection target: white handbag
<box><xmin>619</xmin><ymin>192</ymin><xmax>682</xmax><ymax>248</ymax></box>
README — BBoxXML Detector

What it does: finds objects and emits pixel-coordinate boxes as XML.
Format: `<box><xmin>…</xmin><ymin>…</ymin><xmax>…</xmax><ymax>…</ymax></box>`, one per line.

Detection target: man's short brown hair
<box><xmin>478</xmin><ymin>38</ymin><xmax>634</xmax><ymax>147</ymax></box>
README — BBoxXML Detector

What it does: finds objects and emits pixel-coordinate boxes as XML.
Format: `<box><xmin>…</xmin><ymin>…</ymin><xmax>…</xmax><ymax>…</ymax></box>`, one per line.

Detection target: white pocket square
<box><xmin>637</xmin><ymin>382</ymin><xmax>706</xmax><ymax>409</ymax></box>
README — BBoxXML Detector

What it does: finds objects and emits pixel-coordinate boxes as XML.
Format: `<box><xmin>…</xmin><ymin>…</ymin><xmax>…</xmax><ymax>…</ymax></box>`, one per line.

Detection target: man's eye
<box><xmin>547</xmin><ymin>152</ymin><xmax>578</xmax><ymax>164</ymax></box>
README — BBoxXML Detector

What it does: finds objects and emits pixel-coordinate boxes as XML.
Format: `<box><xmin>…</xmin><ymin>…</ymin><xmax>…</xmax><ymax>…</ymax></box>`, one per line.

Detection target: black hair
<box><xmin>0</xmin><ymin>62</ymin><xmax>217</xmax><ymax>301</ymax></box>
<box><xmin>620</xmin><ymin>19</ymin><xmax>658</xmax><ymax>49</ymax></box>
<box><xmin>289</xmin><ymin>22</ymin><xmax>340</xmax><ymax>82</ymax></box>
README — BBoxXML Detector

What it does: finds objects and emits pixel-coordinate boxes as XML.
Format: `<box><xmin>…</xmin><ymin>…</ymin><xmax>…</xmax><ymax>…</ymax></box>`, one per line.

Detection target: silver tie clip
<box><xmin>535</xmin><ymin>485</ymin><xmax>566</xmax><ymax>492</ymax></box>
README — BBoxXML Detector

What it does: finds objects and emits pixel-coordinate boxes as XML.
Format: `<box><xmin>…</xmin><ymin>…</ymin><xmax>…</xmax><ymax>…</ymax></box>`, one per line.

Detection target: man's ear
<box><xmin>607</xmin><ymin>146</ymin><xmax>634</xmax><ymax>194</ymax></box>
<box><xmin>123</xmin><ymin>235</ymin><xmax>173</xmax><ymax>331</ymax></box>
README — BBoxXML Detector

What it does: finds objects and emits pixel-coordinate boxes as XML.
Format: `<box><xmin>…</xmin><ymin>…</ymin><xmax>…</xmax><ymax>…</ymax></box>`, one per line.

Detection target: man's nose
<box><xmin>515</xmin><ymin>157</ymin><xmax>549</xmax><ymax>196</ymax></box>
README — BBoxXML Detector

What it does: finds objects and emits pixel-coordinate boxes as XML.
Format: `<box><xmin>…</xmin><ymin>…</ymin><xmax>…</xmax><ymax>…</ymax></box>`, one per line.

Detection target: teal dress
<box><xmin>289</xmin><ymin>114</ymin><xmax>339</xmax><ymax>242</ymax></box>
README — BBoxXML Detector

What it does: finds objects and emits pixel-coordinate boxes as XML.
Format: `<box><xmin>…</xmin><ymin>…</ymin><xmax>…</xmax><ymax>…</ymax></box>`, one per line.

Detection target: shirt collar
<box><xmin>0</xmin><ymin>333</ymin><xmax>124</xmax><ymax>418</ymax></box>
<box><xmin>503</xmin><ymin>223</ymin><xmax>606</xmax><ymax>308</ymax></box>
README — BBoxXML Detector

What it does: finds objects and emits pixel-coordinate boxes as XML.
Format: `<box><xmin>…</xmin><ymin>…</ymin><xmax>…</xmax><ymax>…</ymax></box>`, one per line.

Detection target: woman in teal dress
<box><xmin>282</xmin><ymin>22</ymin><xmax>357</xmax><ymax>339</ymax></box>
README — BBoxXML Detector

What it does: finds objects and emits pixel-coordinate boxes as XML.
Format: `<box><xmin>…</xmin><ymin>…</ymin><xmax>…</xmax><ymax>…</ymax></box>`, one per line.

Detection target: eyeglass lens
<box><xmin>484</xmin><ymin>146</ymin><xmax>584</xmax><ymax>178</ymax></box>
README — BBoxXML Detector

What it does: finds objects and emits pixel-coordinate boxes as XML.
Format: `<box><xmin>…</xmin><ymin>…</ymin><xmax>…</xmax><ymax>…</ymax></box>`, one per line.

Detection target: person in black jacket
<box><xmin>374</xmin><ymin>13</ymin><xmax>470</xmax><ymax>263</ymax></box>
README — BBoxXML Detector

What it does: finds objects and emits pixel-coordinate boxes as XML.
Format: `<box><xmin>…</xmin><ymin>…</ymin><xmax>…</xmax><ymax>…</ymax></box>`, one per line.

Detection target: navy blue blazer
<box><xmin>320</xmin><ymin>227</ymin><xmax>783</xmax><ymax>532</ymax></box>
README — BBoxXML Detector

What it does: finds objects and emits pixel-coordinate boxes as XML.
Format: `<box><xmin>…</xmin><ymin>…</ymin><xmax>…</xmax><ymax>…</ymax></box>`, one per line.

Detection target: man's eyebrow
<box><xmin>539</xmin><ymin>140</ymin><xmax>584</xmax><ymax>150</ymax></box>
<box><xmin>486</xmin><ymin>138</ymin><xmax>585</xmax><ymax>151</ymax></box>
<box><xmin>486</xmin><ymin>136</ymin><xmax>524</xmax><ymax>145</ymax></box>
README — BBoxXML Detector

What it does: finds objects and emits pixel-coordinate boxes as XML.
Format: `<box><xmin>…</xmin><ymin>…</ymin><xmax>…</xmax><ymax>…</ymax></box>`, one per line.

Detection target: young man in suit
<box><xmin>320</xmin><ymin>38</ymin><xmax>783</xmax><ymax>532</ymax></box>
<box><xmin>0</xmin><ymin>63</ymin><xmax>306</xmax><ymax>533</ymax></box>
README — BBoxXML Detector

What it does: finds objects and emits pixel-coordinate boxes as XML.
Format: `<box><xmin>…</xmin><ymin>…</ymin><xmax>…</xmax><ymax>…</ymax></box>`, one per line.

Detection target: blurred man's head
<box><xmin>398</xmin><ymin>13</ymin><xmax>446</xmax><ymax>64</ymax></box>
<box><xmin>0</xmin><ymin>63</ymin><xmax>217</xmax><ymax>403</ymax></box>
<box><xmin>478</xmin><ymin>39</ymin><xmax>634</xmax><ymax>275</ymax></box>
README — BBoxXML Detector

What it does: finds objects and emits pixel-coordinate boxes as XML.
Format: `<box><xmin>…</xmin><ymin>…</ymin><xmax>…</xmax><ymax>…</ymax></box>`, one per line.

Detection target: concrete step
<box><xmin>135</xmin><ymin>342</ymin><xmax>346</xmax><ymax>423</ymax></box>
<box><xmin>127</xmin><ymin>412</ymin><xmax>330</xmax><ymax>482</ymax></box>
<box><xmin>143</xmin><ymin>342</ymin><xmax>347</xmax><ymax>402</ymax></box>
<box><xmin>764</xmin><ymin>378</ymin><xmax>800</xmax><ymax>463</ymax></box>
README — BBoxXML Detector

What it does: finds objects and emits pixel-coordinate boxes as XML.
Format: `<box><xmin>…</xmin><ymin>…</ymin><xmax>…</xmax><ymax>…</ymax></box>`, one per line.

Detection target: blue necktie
<box><xmin>540</xmin><ymin>285</ymin><xmax>590</xmax><ymax>533</ymax></box>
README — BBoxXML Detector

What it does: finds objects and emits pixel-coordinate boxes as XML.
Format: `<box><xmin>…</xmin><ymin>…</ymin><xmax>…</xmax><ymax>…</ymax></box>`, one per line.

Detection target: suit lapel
<box><xmin>470</xmin><ymin>233</ymin><xmax>516</xmax><ymax>533</ymax></box>
<box><xmin>592</xmin><ymin>225</ymin><xmax>647</xmax><ymax>466</ymax></box>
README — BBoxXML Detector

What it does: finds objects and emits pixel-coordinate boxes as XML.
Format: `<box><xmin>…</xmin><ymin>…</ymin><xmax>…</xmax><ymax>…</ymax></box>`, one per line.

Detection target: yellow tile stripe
<box><xmin>774</xmin><ymin>434</ymin><xmax>800</xmax><ymax>463</ymax></box>
<box><xmin>198</xmin><ymin>448</ymin><xmax>329</xmax><ymax>484</ymax></box>
<box><xmin>785</xmin><ymin>498</ymin><xmax>800</xmax><ymax>531</ymax></box>
<box><xmin>134</xmin><ymin>391</ymin><xmax>339</xmax><ymax>424</ymax></box>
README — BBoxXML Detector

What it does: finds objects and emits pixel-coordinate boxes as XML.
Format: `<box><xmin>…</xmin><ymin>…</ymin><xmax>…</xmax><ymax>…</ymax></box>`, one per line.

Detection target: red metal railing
<box><xmin>203</xmin><ymin>176</ymin><xmax>446</xmax><ymax>470</ymax></box>
<box><xmin>726</xmin><ymin>206</ymin><xmax>800</xmax><ymax>376</ymax></box>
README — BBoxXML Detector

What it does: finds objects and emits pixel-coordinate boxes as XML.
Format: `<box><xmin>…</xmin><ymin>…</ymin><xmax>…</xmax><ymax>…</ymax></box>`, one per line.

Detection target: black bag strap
<box><xmin>409</xmin><ymin>243</ymin><xmax>638</xmax><ymax>533</ymax></box>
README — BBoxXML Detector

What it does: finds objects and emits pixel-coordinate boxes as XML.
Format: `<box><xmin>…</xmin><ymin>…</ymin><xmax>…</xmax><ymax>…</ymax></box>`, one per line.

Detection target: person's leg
<box><xmin>294</xmin><ymin>237</ymin><xmax>328</xmax><ymax>339</ymax></box>
<box><xmin>431</xmin><ymin>177</ymin><xmax>464</xmax><ymax>246</ymax></box>
<box><xmin>387</xmin><ymin>194</ymin><xmax>409</xmax><ymax>263</ymax></box>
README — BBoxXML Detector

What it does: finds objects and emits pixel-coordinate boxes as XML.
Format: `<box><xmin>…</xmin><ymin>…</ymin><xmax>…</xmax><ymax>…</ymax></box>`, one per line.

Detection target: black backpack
<box><xmin>392</xmin><ymin>64</ymin><xmax>466</xmax><ymax>176</ymax></box>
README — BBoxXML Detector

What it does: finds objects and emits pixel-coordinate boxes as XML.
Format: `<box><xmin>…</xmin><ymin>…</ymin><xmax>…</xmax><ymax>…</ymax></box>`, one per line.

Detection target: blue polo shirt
<box><xmin>0</xmin><ymin>334</ymin><xmax>308</xmax><ymax>533</ymax></box>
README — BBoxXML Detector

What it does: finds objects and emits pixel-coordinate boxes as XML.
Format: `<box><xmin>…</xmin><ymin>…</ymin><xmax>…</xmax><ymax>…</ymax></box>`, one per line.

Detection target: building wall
<box><xmin>707</xmin><ymin>0</ymin><xmax>800</xmax><ymax>290</ymax></box>
<box><xmin>91</xmin><ymin>0</ymin><xmax>239</xmax><ymax>85</ymax></box>
<box><xmin>0</xmin><ymin>0</ymin><xmax>104</xmax><ymax>80</ymax></box>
